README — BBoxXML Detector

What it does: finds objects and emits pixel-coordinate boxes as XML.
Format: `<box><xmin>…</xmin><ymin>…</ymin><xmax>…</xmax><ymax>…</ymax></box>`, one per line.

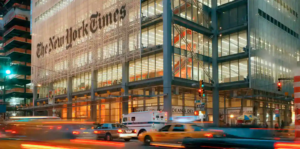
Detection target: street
<box><xmin>0</xmin><ymin>139</ymin><xmax>170</xmax><ymax>149</ymax></box>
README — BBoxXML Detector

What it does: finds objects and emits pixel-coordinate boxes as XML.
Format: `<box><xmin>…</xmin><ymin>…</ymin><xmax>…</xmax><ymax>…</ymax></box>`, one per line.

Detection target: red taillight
<box><xmin>72</xmin><ymin>131</ymin><xmax>80</xmax><ymax>135</ymax></box>
<box><xmin>204</xmin><ymin>133</ymin><xmax>213</xmax><ymax>138</ymax></box>
<box><xmin>5</xmin><ymin>130</ymin><xmax>12</xmax><ymax>132</ymax></box>
<box><xmin>57</xmin><ymin>126</ymin><xmax>62</xmax><ymax>130</ymax></box>
<box><xmin>132</xmin><ymin>129</ymin><xmax>137</xmax><ymax>133</ymax></box>
<box><xmin>94</xmin><ymin>131</ymin><xmax>100</xmax><ymax>134</ymax></box>
<box><xmin>117</xmin><ymin>129</ymin><xmax>123</xmax><ymax>133</ymax></box>
<box><xmin>5</xmin><ymin>130</ymin><xmax>16</xmax><ymax>134</ymax></box>
<box><xmin>274</xmin><ymin>137</ymin><xmax>281</xmax><ymax>140</ymax></box>
<box><xmin>274</xmin><ymin>142</ymin><xmax>300</xmax><ymax>149</ymax></box>
<box><xmin>49</xmin><ymin>126</ymin><xmax>53</xmax><ymax>130</ymax></box>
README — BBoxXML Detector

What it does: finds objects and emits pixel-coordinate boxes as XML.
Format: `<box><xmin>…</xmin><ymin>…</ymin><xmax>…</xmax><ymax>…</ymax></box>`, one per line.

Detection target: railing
<box><xmin>4</xmin><ymin>14</ymin><xmax>29</xmax><ymax>26</ymax></box>
<box><xmin>12</xmin><ymin>3</ymin><xmax>30</xmax><ymax>10</ymax></box>
<box><xmin>5</xmin><ymin>48</ymin><xmax>31</xmax><ymax>55</ymax></box>
<box><xmin>4</xmin><ymin>25</ymin><xmax>30</xmax><ymax>36</ymax></box>
<box><xmin>7</xmin><ymin>75</ymin><xmax>31</xmax><ymax>80</ymax></box>
<box><xmin>6</xmin><ymin>88</ymin><xmax>32</xmax><ymax>94</ymax></box>
<box><xmin>11</xmin><ymin>61</ymin><xmax>31</xmax><ymax>66</ymax></box>
<box><xmin>3</xmin><ymin>37</ymin><xmax>31</xmax><ymax>47</ymax></box>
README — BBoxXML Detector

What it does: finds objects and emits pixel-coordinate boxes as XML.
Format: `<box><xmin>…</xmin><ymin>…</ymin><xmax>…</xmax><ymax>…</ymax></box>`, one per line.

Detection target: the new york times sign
<box><xmin>36</xmin><ymin>5</ymin><xmax>127</xmax><ymax>58</ymax></box>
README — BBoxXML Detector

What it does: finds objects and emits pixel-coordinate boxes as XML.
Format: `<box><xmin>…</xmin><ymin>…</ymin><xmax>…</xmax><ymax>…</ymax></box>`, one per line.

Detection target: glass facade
<box><xmin>73</xmin><ymin>72</ymin><xmax>91</xmax><ymax>92</ymax></box>
<box><xmin>219</xmin><ymin>58</ymin><xmax>248</xmax><ymax>83</ymax></box>
<box><xmin>173</xmin><ymin>53</ymin><xmax>212</xmax><ymax>82</ymax></box>
<box><xmin>31</xmin><ymin>0</ymin><xmax>295</xmax><ymax>126</ymax></box>
<box><xmin>54</xmin><ymin>79</ymin><xmax>67</xmax><ymax>95</ymax></box>
<box><xmin>98</xmin><ymin>64</ymin><xmax>122</xmax><ymax>87</ymax></box>
<box><xmin>172</xmin><ymin>0</ymin><xmax>211</xmax><ymax>28</ymax></box>
<box><xmin>218</xmin><ymin>30</ymin><xmax>247</xmax><ymax>57</ymax></box>
<box><xmin>219</xmin><ymin>4</ymin><xmax>247</xmax><ymax>30</ymax></box>
<box><xmin>218</xmin><ymin>0</ymin><xmax>236</xmax><ymax>6</ymax></box>
<box><xmin>141</xmin><ymin>0</ymin><xmax>163</xmax><ymax>18</ymax></box>
<box><xmin>129</xmin><ymin>53</ymin><xmax>163</xmax><ymax>82</ymax></box>
<box><xmin>173</xmin><ymin>24</ymin><xmax>212</xmax><ymax>57</ymax></box>
<box><xmin>141</xmin><ymin>22</ymin><xmax>163</xmax><ymax>48</ymax></box>
<box><xmin>249</xmin><ymin>0</ymin><xmax>298</xmax><ymax>94</ymax></box>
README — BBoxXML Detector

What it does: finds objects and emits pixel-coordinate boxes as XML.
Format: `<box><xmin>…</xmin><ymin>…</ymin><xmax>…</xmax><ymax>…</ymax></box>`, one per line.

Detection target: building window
<box><xmin>141</xmin><ymin>22</ymin><xmax>163</xmax><ymax>48</ymax></box>
<box><xmin>218</xmin><ymin>30</ymin><xmax>247</xmax><ymax>57</ymax></box>
<box><xmin>98</xmin><ymin>64</ymin><xmax>122</xmax><ymax>88</ymax></box>
<box><xmin>218</xmin><ymin>0</ymin><xmax>238</xmax><ymax>6</ymax></box>
<box><xmin>141</xmin><ymin>0</ymin><xmax>163</xmax><ymax>18</ymax></box>
<box><xmin>129</xmin><ymin>53</ymin><xmax>163</xmax><ymax>82</ymax></box>
<box><xmin>251</xmin><ymin>56</ymin><xmax>293</xmax><ymax>92</ymax></box>
<box><xmin>173</xmin><ymin>53</ymin><xmax>211</xmax><ymax>82</ymax></box>
<box><xmin>73</xmin><ymin>72</ymin><xmax>91</xmax><ymax>92</ymax></box>
<box><xmin>258</xmin><ymin>9</ymin><xmax>298</xmax><ymax>38</ymax></box>
<box><xmin>54</xmin><ymin>79</ymin><xmax>67</xmax><ymax>95</ymax></box>
<box><xmin>172</xmin><ymin>0</ymin><xmax>211</xmax><ymax>28</ymax></box>
<box><xmin>219</xmin><ymin>58</ymin><xmax>248</xmax><ymax>83</ymax></box>
<box><xmin>173</xmin><ymin>24</ymin><xmax>212</xmax><ymax>57</ymax></box>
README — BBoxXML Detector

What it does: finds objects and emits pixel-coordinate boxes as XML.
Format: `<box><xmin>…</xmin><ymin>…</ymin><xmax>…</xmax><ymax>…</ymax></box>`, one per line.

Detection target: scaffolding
<box><xmin>31</xmin><ymin>0</ymin><xmax>141</xmax><ymax>85</ymax></box>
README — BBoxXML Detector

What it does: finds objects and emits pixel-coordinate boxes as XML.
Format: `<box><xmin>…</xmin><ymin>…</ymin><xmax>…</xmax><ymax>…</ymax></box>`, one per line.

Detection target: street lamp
<box><xmin>5</xmin><ymin>70</ymin><xmax>11</xmax><ymax>75</ymax></box>
<box><xmin>229</xmin><ymin>114</ymin><xmax>234</xmax><ymax>125</ymax></box>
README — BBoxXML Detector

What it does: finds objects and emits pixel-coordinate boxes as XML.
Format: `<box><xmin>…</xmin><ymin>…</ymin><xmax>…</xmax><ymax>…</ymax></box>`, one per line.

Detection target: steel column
<box><xmin>67</xmin><ymin>77</ymin><xmax>72</xmax><ymax>119</ymax></box>
<box><xmin>90</xmin><ymin>70</ymin><xmax>97</xmax><ymax>121</ymax></box>
<box><xmin>212</xmin><ymin>0</ymin><xmax>219</xmax><ymax>126</ymax></box>
<box><xmin>122</xmin><ymin>62</ymin><xmax>129</xmax><ymax>115</ymax></box>
<box><xmin>163</xmin><ymin>0</ymin><xmax>173</xmax><ymax>120</ymax></box>
<box><xmin>33</xmin><ymin>85</ymin><xmax>38</xmax><ymax>116</ymax></box>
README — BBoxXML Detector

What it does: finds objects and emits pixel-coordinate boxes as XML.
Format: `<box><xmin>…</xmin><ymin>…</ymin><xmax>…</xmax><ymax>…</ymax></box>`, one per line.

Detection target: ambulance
<box><xmin>122</xmin><ymin>111</ymin><xmax>167</xmax><ymax>137</ymax></box>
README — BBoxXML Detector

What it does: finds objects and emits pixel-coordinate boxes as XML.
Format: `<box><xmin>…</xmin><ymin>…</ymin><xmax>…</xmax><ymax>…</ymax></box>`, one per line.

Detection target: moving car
<box><xmin>138</xmin><ymin>122</ymin><xmax>223</xmax><ymax>145</ymax></box>
<box><xmin>71</xmin><ymin>124</ymin><xmax>96</xmax><ymax>139</ymax></box>
<box><xmin>182</xmin><ymin>137</ymin><xmax>299</xmax><ymax>149</ymax></box>
<box><xmin>94</xmin><ymin>123</ymin><xmax>136</xmax><ymax>141</ymax></box>
<box><xmin>122</xmin><ymin>111</ymin><xmax>167</xmax><ymax>137</ymax></box>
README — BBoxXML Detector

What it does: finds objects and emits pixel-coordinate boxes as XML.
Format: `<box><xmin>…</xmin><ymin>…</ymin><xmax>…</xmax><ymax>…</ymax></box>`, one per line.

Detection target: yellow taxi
<box><xmin>138</xmin><ymin>122</ymin><xmax>223</xmax><ymax>146</ymax></box>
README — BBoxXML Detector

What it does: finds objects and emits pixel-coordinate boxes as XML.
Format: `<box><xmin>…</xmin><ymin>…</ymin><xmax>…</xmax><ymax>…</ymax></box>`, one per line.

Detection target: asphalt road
<box><xmin>0</xmin><ymin>139</ymin><xmax>169</xmax><ymax>149</ymax></box>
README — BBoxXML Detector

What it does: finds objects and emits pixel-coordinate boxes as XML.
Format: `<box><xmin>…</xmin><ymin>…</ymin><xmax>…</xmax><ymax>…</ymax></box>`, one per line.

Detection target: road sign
<box><xmin>195</xmin><ymin>100</ymin><xmax>201</xmax><ymax>103</ymax></box>
<box><xmin>275</xmin><ymin>104</ymin><xmax>279</xmax><ymax>114</ymax></box>
<box><xmin>197</xmin><ymin>104</ymin><xmax>205</xmax><ymax>109</ymax></box>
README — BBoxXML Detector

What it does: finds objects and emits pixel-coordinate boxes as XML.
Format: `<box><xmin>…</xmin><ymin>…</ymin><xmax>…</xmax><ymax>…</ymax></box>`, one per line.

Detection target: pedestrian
<box><xmin>281</xmin><ymin>120</ymin><xmax>285</xmax><ymax>129</ymax></box>
<box><xmin>263</xmin><ymin>122</ymin><xmax>268</xmax><ymax>128</ymax></box>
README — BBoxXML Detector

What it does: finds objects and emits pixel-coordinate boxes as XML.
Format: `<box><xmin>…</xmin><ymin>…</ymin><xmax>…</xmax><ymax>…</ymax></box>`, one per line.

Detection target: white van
<box><xmin>122</xmin><ymin>111</ymin><xmax>167</xmax><ymax>137</ymax></box>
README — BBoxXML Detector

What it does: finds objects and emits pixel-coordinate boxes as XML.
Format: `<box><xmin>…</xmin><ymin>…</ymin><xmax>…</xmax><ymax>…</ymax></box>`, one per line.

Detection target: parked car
<box><xmin>94</xmin><ymin>123</ymin><xmax>136</xmax><ymax>141</ymax></box>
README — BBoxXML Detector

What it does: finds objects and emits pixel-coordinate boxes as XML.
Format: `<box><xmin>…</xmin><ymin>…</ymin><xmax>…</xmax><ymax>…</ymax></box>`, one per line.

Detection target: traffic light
<box><xmin>194</xmin><ymin>110</ymin><xmax>199</xmax><ymax>116</ymax></box>
<box><xmin>198</xmin><ymin>89</ymin><xmax>203</xmax><ymax>97</ymax></box>
<box><xmin>277</xmin><ymin>82</ymin><xmax>282</xmax><ymax>91</ymax></box>
<box><xmin>199</xmin><ymin>80</ymin><xmax>204</xmax><ymax>88</ymax></box>
<box><xmin>199</xmin><ymin>80</ymin><xmax>205</xmax><ymax>97</ymax></box>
